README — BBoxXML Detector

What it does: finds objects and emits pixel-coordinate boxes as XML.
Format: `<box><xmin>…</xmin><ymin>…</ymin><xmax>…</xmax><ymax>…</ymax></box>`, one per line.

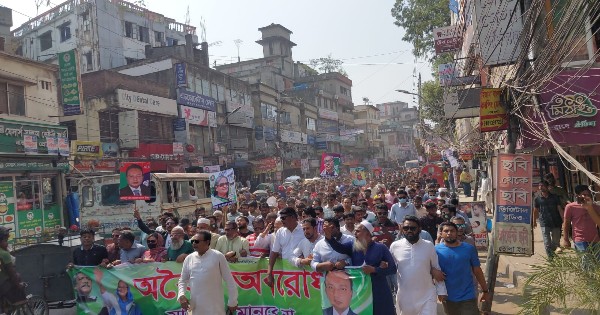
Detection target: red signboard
<box><xmin>433</xmin><ymin>25</ymin><xmax>463</xmax><ymax>54</ymax></box>
<box><xmin>128</xmin><ymin>143</ymin><xmax>183</xmax><ymax>171</ymax></box>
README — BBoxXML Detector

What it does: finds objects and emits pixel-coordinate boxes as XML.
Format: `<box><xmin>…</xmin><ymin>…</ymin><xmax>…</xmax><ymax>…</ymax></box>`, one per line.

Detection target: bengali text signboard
<box><xmin>58</xmin><ymin>49</ymin><xmax>82</xmax><ymax>115</ymax></box>
<box><xmin>69</xmin><ymin>259</ymin><xmax>373</xmax><ymax>315</ymax></box>
<box><xmin>480</xmin><ymin>88</ymin><xmax>509</xmax><ymax>132</ymax></box>
<box><xmin>494</xmin><ymin>153</ymin><xmax>533</xmax><ymax>256</ymax></box>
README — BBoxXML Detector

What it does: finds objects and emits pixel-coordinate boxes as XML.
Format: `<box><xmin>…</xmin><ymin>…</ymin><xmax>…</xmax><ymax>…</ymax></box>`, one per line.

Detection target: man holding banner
<box><xmin>178</xmin><ymin>230</ymin><xmax>238</xmax><ymax>315</ymax></box>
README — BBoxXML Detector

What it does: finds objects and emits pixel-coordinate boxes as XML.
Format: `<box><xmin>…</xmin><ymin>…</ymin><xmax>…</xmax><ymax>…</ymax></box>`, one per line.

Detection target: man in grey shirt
<box><xmin>117</xmin><ymin>230</ymin><xmax>146</xmax><ymax>264</ymax></box>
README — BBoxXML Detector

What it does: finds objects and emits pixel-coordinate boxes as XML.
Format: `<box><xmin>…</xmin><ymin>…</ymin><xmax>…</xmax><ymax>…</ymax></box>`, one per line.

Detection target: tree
<box><xmin>309</xmin><ymin>54</ymin><xmax>348</xmax><ymax>77</ymax></box>
<box><xmin>420</xmin><ymin>79</ymin><xmax>455</xmax><ymax>143</ymax></box>
<box><xmin>519</xmin><ymin>249</ymin><xmax>600</xmax><ymax>314</ymax></box>
<box><xmin>391</xmin><ymin>0</ymin><xmax>451</xmax><ymax>59</ymax></box>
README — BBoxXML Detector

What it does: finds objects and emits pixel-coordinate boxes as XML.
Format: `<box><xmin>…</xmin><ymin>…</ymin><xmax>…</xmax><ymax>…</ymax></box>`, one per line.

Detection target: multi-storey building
<box><xmin>0</xmin><ymin>10</ymin><xmax>70</xmax><ymax>238</ymax></box>
<box><xmin>376</xmin><ymin>101</ymin><xmax>418</xmax><ymax>164</ymax></box>
<box><xmin>10</xmin><ymin>0</ymin><xmax>196</xmax><ymax>72</ymax></box>
<box><xmin>353</xmin><ymin>105</ymin><xmax>382</xmax><ymax>166</ymax></box>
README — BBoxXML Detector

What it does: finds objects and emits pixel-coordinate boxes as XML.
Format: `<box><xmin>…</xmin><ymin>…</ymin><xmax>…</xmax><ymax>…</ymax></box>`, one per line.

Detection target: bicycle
<box><xmin>0</xmin><ymin>283</ymin><xmax>48</xmax><ymax>315</ymax></box>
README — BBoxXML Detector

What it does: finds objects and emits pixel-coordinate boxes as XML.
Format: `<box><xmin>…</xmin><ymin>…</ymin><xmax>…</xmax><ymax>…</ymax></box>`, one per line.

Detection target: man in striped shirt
<box><xmin>246</xmin><ymin>217</ymin><xmax>271</xmax><ymax>257</ymax></box>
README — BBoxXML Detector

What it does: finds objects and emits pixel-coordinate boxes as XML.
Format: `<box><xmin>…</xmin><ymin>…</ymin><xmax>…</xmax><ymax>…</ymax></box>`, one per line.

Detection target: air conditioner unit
<box><xmin>334</xmin><ymin>95</ymin><xmax>339</xmax><ymax>100</ymax></box>
<box><xmin>318</xmin><ymin>89</ymin><xmax>323</xmax><ymax>95</ymax></box>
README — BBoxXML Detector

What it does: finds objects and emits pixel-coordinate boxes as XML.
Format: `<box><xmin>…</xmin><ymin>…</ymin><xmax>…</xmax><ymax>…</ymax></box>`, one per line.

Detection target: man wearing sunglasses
<box><xmin>178</xmin><ymin>231</ymin><xmax>238</xmax><ymax>315</ymax></box>
<box><xmin>390</xmin><ymin>216</ymin><xmax>447</xmax><ymax>315</ymax></box>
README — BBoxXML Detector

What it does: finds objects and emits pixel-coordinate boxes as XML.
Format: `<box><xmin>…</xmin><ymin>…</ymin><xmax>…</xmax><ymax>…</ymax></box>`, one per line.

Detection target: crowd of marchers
<box><xmin>63</xmin><ymin>169</ymin><xmax>600</xmax><ymax>315</ymax></box>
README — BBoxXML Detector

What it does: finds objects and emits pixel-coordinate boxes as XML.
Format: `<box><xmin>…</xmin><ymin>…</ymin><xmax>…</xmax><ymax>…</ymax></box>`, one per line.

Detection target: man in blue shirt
<box><xmin>435</xmin><ymin>222</ymin><xmax>490</xmax><ymax>315</ymax></box>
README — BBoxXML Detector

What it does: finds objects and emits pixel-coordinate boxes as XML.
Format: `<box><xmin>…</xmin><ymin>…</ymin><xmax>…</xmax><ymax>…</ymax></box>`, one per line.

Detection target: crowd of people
<box><xmin>63</xmin><ymin>169</ymin><xmax>501</xmax><ymax>315</ymax></box>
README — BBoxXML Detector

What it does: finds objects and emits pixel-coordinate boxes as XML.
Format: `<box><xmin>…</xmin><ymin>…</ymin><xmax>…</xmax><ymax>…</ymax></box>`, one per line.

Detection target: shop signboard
<box><xmin>523</xmin><ymin>68</ymin><xmax>600</xmax><ymax>147</ymax></box>
<box><xmin>319</xmin><ymin>108</ymin><xmax>339</xmax><ymax>121</ymax></box>
<box><xmin>116</xmin><ymin>89</ymin><xmax>177</xmax><ymax>116</ymax></box>
<box><xmin>433</xmin><ymin>25</ymin><xmax>463</xmax><ymax>54</ymax></box>
<box><xmin>181</xmin><ymin>105</ymin><xmax>217</xmax><ymax>127</ymax></box>
<box><xmin>494</xmin><ymin>153</ymin><xmax>533</xmax><ymax>256</ymax></box>
<box><xmin>0</xmin><ymin>120</ymin><xmax>68</xmax><ymax>155</ymax></box>
<box><xmin>175</xmin><ymin>63</ymin><xmax>187</xmax><ymax>87</ymax></box>
<box><xmin>480</xmin><ymin>88</ymin><xmax>509</xmax><ymax>132</ymax></box>
<box><xmin>475</xmin><ymin>0</ymin><xmax>524</xmax><ymax>66</ymax></box>
<box><xmin>58</xmin><ymin>49</ymin><xmax>82</xmax><ymax>116</ymax></box>
<box><xmin>203</xmin><ymin>165</ymin><xmax>221</xmax><ymax>173</ymax></box>
<box><xmin>0</xmin><ymin>182</ymin><xmax>16</xmax><ymax>239</ymax></box>
<box><xmin>439</xmin><ymin>63</ymin><xmax>459</xmax><ymax>87</ymax></box>
<box><xmin>73</xmin><ymin>141</ymin><xmax>102</xmax><ymax>157</ymax></box>
<box><xmin>177</xmin><ymin>89</ymin><xmax>217</xmax><ymax>112</ymax></box>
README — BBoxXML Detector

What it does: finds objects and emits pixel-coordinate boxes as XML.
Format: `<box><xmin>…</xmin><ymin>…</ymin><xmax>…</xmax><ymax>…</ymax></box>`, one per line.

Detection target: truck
<box><xmin>73</xmin><ymin>173</ymin><xmax>213</xmax><ymax>231</ymax></box>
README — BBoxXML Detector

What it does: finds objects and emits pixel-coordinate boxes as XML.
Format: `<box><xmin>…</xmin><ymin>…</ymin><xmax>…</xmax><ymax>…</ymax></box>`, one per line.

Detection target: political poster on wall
<box><xmin>494</xmin><ymin>153</ymin><xmax>533</xmax><ymax>256</ymax></box>
<box><xmin>210</xmin><ymin>168</ymin><xmax>236</xmax><ymax>208</ymax></box>
<box><xmin>459</xmin><ymin>201</ymin><xmax>488</xmax><ymax>249</ymax></box>
<box><xmin>350</xmin><ymin>167</ymin><xmax>367</xmax><ymax>186</ymax></box>
<box><xmin>69</xmin><ymin>260</ymin><xmax>374</xmax><ymax>315</ymax></box>
<box><xmin>320</xmin><ymin>153</ymin><xmax>341</xmax><ymax>178</ymax></box>
<box><xmin>119</xmin><ymin>162</ymin><xmax>152</xmax><ymax>201</ymax></box>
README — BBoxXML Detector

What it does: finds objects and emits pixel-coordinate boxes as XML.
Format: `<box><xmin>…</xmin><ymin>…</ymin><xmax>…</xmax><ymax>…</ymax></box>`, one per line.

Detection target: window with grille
<box><xmin>0</xmin><ymin>83</ymin><xmax>25</xmax><ymax>116</ymax></box>
<box><xmin>39</xmin><ymin>31</ymin><xmax>52</xmax><ymax>51</ymax></box>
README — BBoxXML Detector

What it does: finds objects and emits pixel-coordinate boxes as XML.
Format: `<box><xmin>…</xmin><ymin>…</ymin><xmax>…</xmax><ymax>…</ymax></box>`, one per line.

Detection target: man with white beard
<box><xmin>167</xmin><ymin>226</ymin><xmax>194</xmax><ymax>262</ymax></box>
<box><xmin>390</xmin><ymin>215</ymin><xmax>447</xmax><ymax>315</ymax></box>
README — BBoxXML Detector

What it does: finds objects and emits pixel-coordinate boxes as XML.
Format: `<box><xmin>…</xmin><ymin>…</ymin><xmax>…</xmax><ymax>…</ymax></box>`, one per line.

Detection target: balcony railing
<box><xmin>12</xmin><ymin>0</ymin><xmax>89</xmax><ymax>37</ymax></box>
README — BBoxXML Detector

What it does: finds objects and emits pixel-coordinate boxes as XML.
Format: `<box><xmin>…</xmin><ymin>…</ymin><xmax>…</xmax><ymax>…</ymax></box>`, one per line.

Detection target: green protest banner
<box><xmin>69</xmin><ymin>258</ymin><xmax>373</xmax><ymax>315</ymax></box>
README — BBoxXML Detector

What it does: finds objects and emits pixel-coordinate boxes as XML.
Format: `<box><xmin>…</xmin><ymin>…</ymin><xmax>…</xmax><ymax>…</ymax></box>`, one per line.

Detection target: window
<box><xmin>260</xmin><ymin>103</ymin><xmax>277</xmax><ymax>121</ymax></box>
<box><xmin>138</xmin><ymin>112</ymin><xmax>174</xmax><ymax>143</ymax></box>
<box><xmin>60</xmin><ymin>120</ymin><xmax>77</xmax><ymax>141</ymax></box>
<box><xmin>125</xmin><ymin>57</ymin><xmax>139</xmax><ymax>65</ymax></box>
<box><xmin>306</xmin><ymin>117</ymin><xmax>316</xmax><ymax>131</ymax></box>
<box><xmin>40</xmin><ymin>80</ymin><xmax>51</xmax><ymax>91</ymax></box>
<box><xmin>340</xmin><ymin>86</ymin><xmax>348</xmax><ymax>96</ymax></box>
<box><xmin>84</xmin><ymin>51</ymin><xmax>93</xmax><ymax>71</ymax></box>
<box><xmin>154</xmin><ymin>31</ymin><xmax>163</xmax><ymax>45</ymax></box>
<box><xmin>101</xmin><ymin>184</ymin><xmax>133</xmax><ymax>206</ymax></box>
<box><xmin>99</xmin><ymin>111</ymin><xmax>119</xmax><ymax>142</ymax></box>
<box><xmin>59</xmin><ymin>23</ymin><xmax>71</xmax><ymax>42</ymax></box>
<box><xmin>269</xmin><ymin>42</ymin><xmax>273</xmax><ymax>55</ymax></box>
<box><xmin>280</xmin><ymin>111</ymin><xmax>291</xmax><ymax>124</ymax></box>
<box><xmin>166</xmin><ymin>37</ymin><xmax>178</xmax><ymax>46</ymax></box>
<box><xmin>138</xmin><ymin>26</ymin><xmax>150</xmax><ymax>43</ymax></box>
<box><xmin>39</xmin><ymin>31</ymin><xmax>52</xmax><ymax>51</ymax></box>
<box><xmin>124</xmin><ymin>21</ymin><xmax>134</xmax><ymax>38</ymax></box>
<box><xmin>0</xmin><ymin>83</ymin><xmax>25</xmax><ymax>116</ymax></box>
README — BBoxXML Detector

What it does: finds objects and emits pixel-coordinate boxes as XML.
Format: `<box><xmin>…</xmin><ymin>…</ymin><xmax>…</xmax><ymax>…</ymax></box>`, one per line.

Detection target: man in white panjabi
<box><xmin>177</xmin><ymin>230</ymin><xmax>238</xmax><ymax>315</ymax></box>
<box><xmin>390</xmin><ymin>215</ymin><xmax>447</xmax><ymax>315</ymax></box>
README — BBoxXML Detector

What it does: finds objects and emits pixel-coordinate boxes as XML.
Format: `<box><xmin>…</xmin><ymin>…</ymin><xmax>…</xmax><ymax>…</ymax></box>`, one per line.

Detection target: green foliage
<box><xmin>391</xmin><ymin>0</ymin><xmax>451</xmax><ymax>59</ymax></box>
<box><xmin>420</xmin><ymin>79</ymin><xmax>455</xmax><ymax>142</ymax></box>
<box><xmin>519</xmin><ymin>249</ymin><xmax>600</xmax><ymax>314</ymax></box>
<box><xmin>309</xmin><ymin>54</ymin><xmax>348</xmax><ymax>76</ymax></box>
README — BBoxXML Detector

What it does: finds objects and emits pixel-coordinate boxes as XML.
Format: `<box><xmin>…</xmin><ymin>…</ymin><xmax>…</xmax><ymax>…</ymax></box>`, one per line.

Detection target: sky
<box><xmin>1</xmin><ymin>0</ymin><xmax>434</xmax><ymax>107</ymax></box>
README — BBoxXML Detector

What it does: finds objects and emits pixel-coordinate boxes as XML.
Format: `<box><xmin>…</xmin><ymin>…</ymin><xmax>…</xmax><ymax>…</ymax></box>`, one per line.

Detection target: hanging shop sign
<box><xmin>174</xmin><ymin>63</ymin><xmax>187</xmax><ymax>87</ymax></box>
<box><xmin>475</xmin><ymin>0</ymin><xmax>524</xmax><ymax>66</ymax></box>
<box><xmin>494</xmin><ymin>153</ymin><xmax>533</xmax><ymax>256</ymax></box>
<box><xmin>58</xmin><ymin>49</ymin><xmax>83</xmax><ymax>116</ymax></box>
<box><xmin>479</xmin><ymin>88</ymin><xmax>509</xmax><ymax>132</ymax></box>
<box><xmin>433</xmin><ymin>25</ymin><xmax>463</xmax><ymax>54</ymax></box>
